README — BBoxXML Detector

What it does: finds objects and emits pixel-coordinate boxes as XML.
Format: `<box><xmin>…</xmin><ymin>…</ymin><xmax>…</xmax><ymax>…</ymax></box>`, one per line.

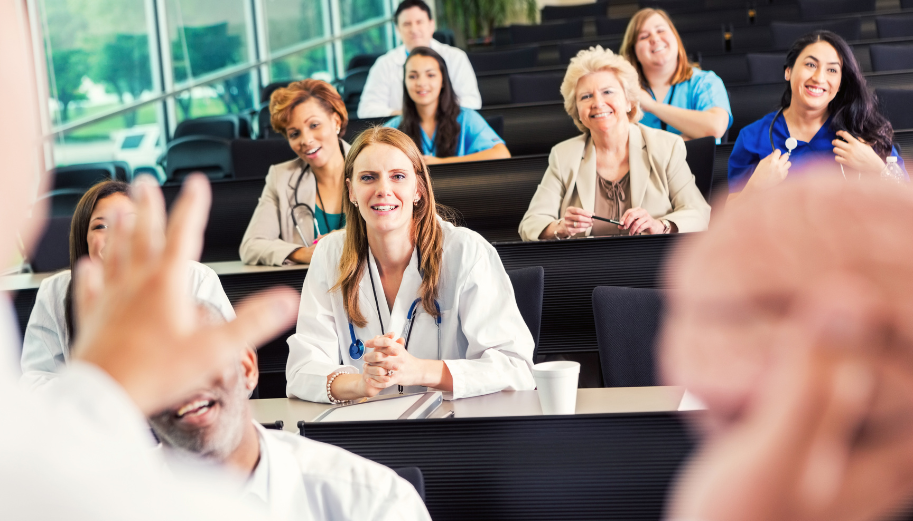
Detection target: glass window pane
<box><xmin>263</xmin><ymin>0</ymin><xmax>327</xmax><ymax>55</ymax></box>
<box><xmin>339</xmin><ymin>0</ymin><xmax>387</xmax><ymax>28</ymax></box>
<box><xmin>270</xmin><ymin>46</ymin><xmax>334</xmax><ymax>83</ymax></box>
<box><xmin>52</xmin><ymin>106</ymin><xmax>165</xmax><ymax>177</ymax></box>
<box><xmin>37</xmin><ymin>0</ymin><xmax>154</xmax><ymax>127</ymax></box>
<box><xmin>174</xmin><ymin>70</ymin><xmax>257</xmax><ymax>123</ymax></box>
<box><xmin>342</xmin><ymin>25</ymin><xmax>391</xmax><ymax>69</ymax></box>
<box><xmin>166</xmin><ymin>0</ymin><xmax>253</xmax><ymax>83</ymax></box>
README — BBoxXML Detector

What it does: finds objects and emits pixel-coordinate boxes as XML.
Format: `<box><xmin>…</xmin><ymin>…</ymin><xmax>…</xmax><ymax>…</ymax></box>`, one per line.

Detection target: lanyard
<box><xmin>648</xmin><ymin>83</ymin><xmax>677</xmax><ymax>132</ymax></box>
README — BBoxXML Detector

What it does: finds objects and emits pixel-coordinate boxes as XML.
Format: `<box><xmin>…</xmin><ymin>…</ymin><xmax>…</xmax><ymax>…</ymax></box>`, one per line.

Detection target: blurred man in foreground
<box><xmin>150</xmin><ymin>344</ymin><xmax>429</xmax><ymax>520</ymax></box>
<box><xmin>662</xmin><ymin>177</ymin><xmax>913</xmax><ymax>521</ymax></box>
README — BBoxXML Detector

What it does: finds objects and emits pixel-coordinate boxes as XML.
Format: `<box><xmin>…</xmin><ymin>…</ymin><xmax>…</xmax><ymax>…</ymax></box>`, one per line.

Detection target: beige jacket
<box><xmin>240</xmin><ymin>140</ymin><xmax>350</xmax><ymax>266</ymax></box>
<box><xmin>519</xmin><ymin>123</ymin><xmax>711</xmax><ymax>241</ymax></box>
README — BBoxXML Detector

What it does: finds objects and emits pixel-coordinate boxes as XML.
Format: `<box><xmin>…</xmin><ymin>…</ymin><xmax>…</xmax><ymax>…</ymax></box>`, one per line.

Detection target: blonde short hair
<box><xmin>560</xmin><ymin>46</ymin><xmax>642</xmax><ymax>133</ymax></box>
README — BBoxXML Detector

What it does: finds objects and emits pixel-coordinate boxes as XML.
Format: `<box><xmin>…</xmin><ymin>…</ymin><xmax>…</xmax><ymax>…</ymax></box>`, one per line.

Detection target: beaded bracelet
<box><xmin>327</xmin><ymin>368</ymin><xmax>353</xmax><ymax>404</ymax></box>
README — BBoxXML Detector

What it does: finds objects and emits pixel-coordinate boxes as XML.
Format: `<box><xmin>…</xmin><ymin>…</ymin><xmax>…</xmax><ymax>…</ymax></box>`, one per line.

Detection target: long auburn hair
<box><xmin>781</xmin><ymin>31</ymin><xmax>894</xmax><ymax>158</ymax></box>
<box><xmin>620</xmin><ymin>8</ymin><xmax>695</xmax><ymax>88</ymax></box>
<box><xmin>399</xmin><ymin>47</ymin><xmax>462</xmax><ymax>158</ymax></box>
<box><xmin>64</xmin><ymin>180</ymin><xmax>131</xmax><ymax>344</ymax></box>
<box><xmin>333</xmin><ymin>127</ymin><xmax>444</xmax><ymax>327</ymax></box>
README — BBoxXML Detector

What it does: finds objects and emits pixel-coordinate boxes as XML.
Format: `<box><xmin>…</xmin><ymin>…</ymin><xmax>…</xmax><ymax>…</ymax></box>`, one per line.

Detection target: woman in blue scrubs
<box><xmin>385</xmin><ymin>46</ymin><xmax>510</xmax><ymax>165</ymax></box>
<box><xmin>728</xmin><ymin>31</ymin><xmax>906</xmax><ymax>197</ymax></box>
<box><xmin>620</xmin><ymin>8</ymin><xmax>733</xmax><ymax>142</ymax></box>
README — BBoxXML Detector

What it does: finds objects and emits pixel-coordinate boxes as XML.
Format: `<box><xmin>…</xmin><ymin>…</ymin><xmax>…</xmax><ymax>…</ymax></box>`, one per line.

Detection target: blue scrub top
<box><xmin>385</xmin><ymin>107</ymin><xmax>504</xmax><ymax>157</ymax></box>
<box><xmin>640</xmin><ymin>68</ymin><xmax>733</xmax><ymax>144</ymax></box>
<box><xmin>728</xmin><ymin>110</ymin><xmax>908</xmax><ymax>193</ymax></box>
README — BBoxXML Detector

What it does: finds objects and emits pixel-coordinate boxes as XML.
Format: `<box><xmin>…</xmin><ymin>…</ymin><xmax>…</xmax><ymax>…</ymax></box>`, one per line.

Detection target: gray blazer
<box><xmin>518</xmin><ymin>123</ymin><xmax>711</xmax><ymax>241</ymax></box>
<box><xmin>240</xmin><ymin>140</ymin><xmax>351</xmax><ymax>266</ymax></box>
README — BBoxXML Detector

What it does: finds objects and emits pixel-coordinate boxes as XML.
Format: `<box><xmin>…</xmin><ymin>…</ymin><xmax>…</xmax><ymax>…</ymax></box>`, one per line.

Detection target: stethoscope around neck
<box><xmin>769</xmin><ymin>107</ymin><xmax>851</xmax><ymax>179</ymax></box>
<box><xmin>346</xmin><ymin>254</ymin><xmax>442</xmax><ymax>364</ymax></box>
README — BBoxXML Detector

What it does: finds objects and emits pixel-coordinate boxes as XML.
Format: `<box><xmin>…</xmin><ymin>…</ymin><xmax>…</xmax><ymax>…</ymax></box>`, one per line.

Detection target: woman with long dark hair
<box><xmin>19</xmin><ymin>180</ymin><xmax>234</xmax><ymax>390</ymax></box>
<box><xmin>728</xmin><ymin>31</ymin><xmax>906</xmax><ymax>197</ymax></box>
<box><xmin>384</xmin><ymin>46</ymin><xmax>510</xmax><ymax>164</ymax></box>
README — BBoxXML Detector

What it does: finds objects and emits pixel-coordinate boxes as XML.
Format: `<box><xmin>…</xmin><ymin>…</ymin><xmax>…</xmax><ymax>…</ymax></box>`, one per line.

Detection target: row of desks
<box><xmin>250</xmin><ymin>387</ymin><xmax>700</xmax><ymax>521</ymax></box>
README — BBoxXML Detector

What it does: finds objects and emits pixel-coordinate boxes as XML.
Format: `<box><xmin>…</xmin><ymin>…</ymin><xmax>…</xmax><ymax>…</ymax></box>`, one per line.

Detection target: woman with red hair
<box><xmin>240</xmin><ymin>79</ymin><xmax>351</xmax><ymax>265</ymax></box>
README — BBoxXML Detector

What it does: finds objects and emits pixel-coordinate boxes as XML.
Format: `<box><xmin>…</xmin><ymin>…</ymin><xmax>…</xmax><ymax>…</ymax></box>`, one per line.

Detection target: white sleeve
<box><xmin>357</xmin><ymin>59</ymin><xmax>396</xmax><ymax>118</ymax></box>
<box><xmin>19</xmin><ymin>278</ymin><xmax>68</xmax><ymax>391</ymax></box>
<box><xmin>192</xmin><ymin>265</ymin><xmax>236</xmax><ymax>321</ymax></box>
<box><xmin>450</xmin><ymin>50</ymin><xmax>482</xmax><ymax>110</ymax></box>
<box><xmin>444</xmin><ymin>246</ymin><xmax>536</xmax><ymax>399</ymax></box>
<box><xmin>286</xmin><ymin>241</ymin><xmax>357</xmax><ymax>402</ymax></box>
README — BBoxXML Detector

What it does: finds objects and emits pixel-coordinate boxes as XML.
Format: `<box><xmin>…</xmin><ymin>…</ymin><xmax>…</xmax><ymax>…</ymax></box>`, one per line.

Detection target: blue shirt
<box><xmin>728</xmin><ymin>110</ymin><xmax>907</xmax><ymax>193</ymax></box>
<box><xmin>640</xmin><ymin>68</ymin><xmax>733</xmax><ymax>144</ymax></box>
<box><xmin>313</xmin><ymin>205</ymin><xmax>345</xmax><ymax>237</ymax></box>
<box><xmin>385</xmin><ymin>107</ymin><xmax>504</xmax><ymax>157</ymax></box>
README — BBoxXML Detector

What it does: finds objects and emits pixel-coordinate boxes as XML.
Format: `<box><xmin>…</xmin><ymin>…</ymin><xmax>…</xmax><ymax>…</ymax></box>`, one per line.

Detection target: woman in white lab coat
<box><xmin>286</xmin><ymin>127</ymin><xmax>535</xmax><ymax>403</ymax></box>
<box><xmin>20</xmin><ymin>180</ymin><xmax>235</xmax><ymax>390</ymax></box>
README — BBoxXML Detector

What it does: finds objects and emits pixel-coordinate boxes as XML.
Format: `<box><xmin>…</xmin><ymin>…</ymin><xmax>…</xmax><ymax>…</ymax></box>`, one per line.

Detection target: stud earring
<box><xmin>336</xmin><ymin>127</ymin><xmax>340</xmax><ymax>134</ymax></box>
<box><xmin>352</xmin><ymin>200</ymin><xmax>358</xmax><ymax>207</ymax></box>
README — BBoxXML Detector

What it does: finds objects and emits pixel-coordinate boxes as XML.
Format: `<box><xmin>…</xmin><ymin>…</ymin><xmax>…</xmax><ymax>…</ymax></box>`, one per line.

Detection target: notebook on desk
<box><xmin>312</xmin><ymin>391</ymin><xmax>443</xmax><ymax>423</ymax></box>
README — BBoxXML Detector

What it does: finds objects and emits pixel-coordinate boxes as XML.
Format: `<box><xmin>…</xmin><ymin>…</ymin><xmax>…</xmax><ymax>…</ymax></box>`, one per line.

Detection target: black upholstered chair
<box><xmin>164</xmin><ymin>136</ymin><xmax>234</xmax><ymax>182</ymax></box>
<box><xmin>508</xmin><ymin>20</ymin><xmax>584</xmax><ymax>46</ymax></box>
<box><xmin>484</xmin><ymin>115</ymin><xmax>504</xmax><ymax>139</ymax></box>
<box><xmin>559</xmin><ymin>38</ymin><xmax>622</xmax><ymax>64</ymax></box>
<box><xmin>29</xmin><ymin>215</ymin><xmax>72</xmax><ymax>273</ymax></box>
<box><xmin>173</xmin><ymin>114</ymin><xmax>247</xmax><ymax>140</ymax></box>
<box><xmin>870</xmin><ymin>44</ymin><xmax>913</xmax><ymax>73</ymax></box>
<box><xmin>51</xmin><ymin>163</ymin><xmax>116</xmax><ymax>191</ymax></box>
<box><xmin>876</xmin><ymin>89</ymin><xmax>913</xmax><ymax>130</ymax></box>
<box><xmin>433</xmin><ymin>29</ymin><xmax>455</xmax><ymax>46</ymax></box>
<box><xmin>506</xmin><ymin>266</ymin><xmax>545</xmax><ymax>360</ymax></box>
<box><xmin>684</xmin><ymin>136</ymin><xmax>716</xmax><ymax>202</ymax></box>
<box><xmin>260</xmin><ymin>80</ymin><xmax>293</xmax><ymax>104</ymax></box>
<box><xmin>541</xmin><ymin>1</ymin><xmax>608</xmax><ymax>22</ymax></box>
<box><xmin>36</xmin><ymin>189</ymin><xmax>86</xmax><ymax>218</ymax></box>
<box><xmin>799</xmin><ymin>0</ymin><xmax>875</xmax><ymax>19</ymax></box>
<box><xmin>595</xmin><ymin>17</ymin><xmax>630</xmax><ymax>37</ymax></box>
<box><xmin>468</xmin><ymin>46</ymin><xmax>539</xmax><ymax>73</ymax></box>
<box><xmin>876</xmin><ymin>14</ymin><xmax>913</xmax><ymax>39</ymax></box>
<box><xmin>747</xmin><ymin>53</ymin><xmax>786</xmax><ymax>84</ymax></box>
<box><xmin>342</xmin><ymin>66</ymin><xmax>371</xmax><ymax>115</ymax></box>
<box><xmin>508</xmin><ymin>71</ymin><xmax>564</xmax><ymax>104</ymax></box>
<box><xmin>231</xmin><ymin>138</ymin><xmax>298</xmax><ymax>180</ymax></box>
<box><xmin>347</xmin><ymin>53</ymin><xmax>382</xmax><ymax>71</ymax></box>
<box><xmin>592</xmin><ymin>286</ymin><xmax>663</xmax><ymax>388</ymax></box>
<box><xmin>770</xmin><ymin>19</ymin><xmax>861</xmax><ymax>50</ymax></box>
<box><xmin>393</xmin><ymin>467</ymin><xmax>426</xmax><ymax>503</ymax></box>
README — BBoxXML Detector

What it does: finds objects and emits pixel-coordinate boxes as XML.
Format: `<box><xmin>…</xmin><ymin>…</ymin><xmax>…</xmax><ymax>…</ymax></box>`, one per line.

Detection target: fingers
<box><xmin>163</xmin><ymin>174</ymin><xmax>211</xmax><ymax>269</ymax></box>
<box><xmin>564</xmin><ymin>207</ymin><xmax>593</xmax><ymax>231</ymax></box>
<box><xmin>129</xmin><ymin>176</ymin><xmax>166</xmax><ymax>271</ymax></box>
<box><xmin>365</xmin><ymin>334</ymin><xmax>401</xmax><ymax>351</ymax></box>
<box><xmin>362</xmin><ymin>364</ymin><xmax>393</xmax><ymax>384</ymax></box>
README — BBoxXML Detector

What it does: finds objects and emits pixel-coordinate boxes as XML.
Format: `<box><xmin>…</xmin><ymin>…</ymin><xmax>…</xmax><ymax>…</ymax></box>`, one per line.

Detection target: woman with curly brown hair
<box><xmin>240</xmin><ymin>79</ymin><xmax>351</xmax><ymax>265</ymax></box>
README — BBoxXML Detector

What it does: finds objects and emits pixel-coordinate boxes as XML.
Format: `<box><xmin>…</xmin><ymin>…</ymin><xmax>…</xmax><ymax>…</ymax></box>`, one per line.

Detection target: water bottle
<box><xmin>880</xmin><ymin>156</ymin><xmax>906</xmax><ymax>184</ymax></box>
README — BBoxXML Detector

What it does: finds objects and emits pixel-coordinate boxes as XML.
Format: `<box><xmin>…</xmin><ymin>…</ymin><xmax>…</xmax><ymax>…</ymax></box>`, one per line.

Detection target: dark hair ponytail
<box><xmin>781</xmin><ymin>30</ymin><xmax>894</xmax><ymax>158</ymax></box>
<box><xmin>64</xmin><ymin>180</ymin><xmax>131</xmax><ymax>345</ymax></box>
<box><xmin>399</xmin><ymin>46</ymin><xmax>462</xmax><ymax>158</ymax></box>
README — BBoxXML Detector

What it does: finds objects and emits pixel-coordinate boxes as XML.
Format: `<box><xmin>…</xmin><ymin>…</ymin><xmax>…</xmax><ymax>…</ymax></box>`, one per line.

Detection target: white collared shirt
<box><xmin>242</xmin><ymin>422</ymin><xmax>430</xmax><ymax>520</ymax></box>
<box><xmin>286</xmin><ymin>219</ymin><xmax>536</xmax><ymax>403</ymax></box>
<box><xmin>19</xmin><ymin>261</ymin><xmax>236</xmax><ymax>391</ymax></box>
<box><xmin>356</xmin><ymin>39</ymin><xmax>482</xmax><ymax>118</ymax></box>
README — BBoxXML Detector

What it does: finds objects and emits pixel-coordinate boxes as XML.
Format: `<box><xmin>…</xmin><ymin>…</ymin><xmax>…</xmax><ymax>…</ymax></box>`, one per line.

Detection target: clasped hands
<box><xmin>358</xmin><ymin>332</ymin><xmax>427</xmax><ymax>397</ymax></box>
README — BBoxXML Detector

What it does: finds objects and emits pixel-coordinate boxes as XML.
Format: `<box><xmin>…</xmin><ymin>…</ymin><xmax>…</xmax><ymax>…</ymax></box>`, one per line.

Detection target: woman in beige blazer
<box><xmin>240</xmin><ymin>80</ymin><xmax>351</xmax><ymax>266</ymax></box>
<box><xmin>519</xmin><ymin>46</ymin><xmax>710</xmax><ymax>242</ymax></box>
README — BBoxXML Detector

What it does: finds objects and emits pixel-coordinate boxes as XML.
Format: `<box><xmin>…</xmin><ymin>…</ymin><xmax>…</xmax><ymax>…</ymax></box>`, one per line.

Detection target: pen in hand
<box><xmin>592</xmin><ymin>215</ymin><xmax>623</xmax><ymax>226</ymax></box>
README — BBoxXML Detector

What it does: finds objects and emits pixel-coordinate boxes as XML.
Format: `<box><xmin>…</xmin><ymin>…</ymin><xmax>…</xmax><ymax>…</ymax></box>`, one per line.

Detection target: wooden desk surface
<box><xmin>250</xmin><ymin>386</ymin><xmax>689</xmax><ymax>433</ymax></box>
<box><xmin>0</xmin><ymin>260</ymin><xmax>309</xmax><ymax>291</ymax></box>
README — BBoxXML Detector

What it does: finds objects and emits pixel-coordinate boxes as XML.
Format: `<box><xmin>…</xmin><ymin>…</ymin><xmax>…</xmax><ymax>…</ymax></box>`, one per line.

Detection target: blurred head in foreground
<box><xmin>662</xmin><ymin>178</ymin><xmax>913</xmax><ymax>519</ymax></box>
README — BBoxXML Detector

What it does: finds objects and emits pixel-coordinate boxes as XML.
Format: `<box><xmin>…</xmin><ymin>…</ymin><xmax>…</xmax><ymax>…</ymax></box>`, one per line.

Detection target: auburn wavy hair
<box><xmin>620</xmin><ymin>8</ymin><xmax>695</xmax><ymax>88</ymax></box>
<box><xmin>269</xmin><ymin>79</ymin><xmax>349</xmax><ymax>138</ymax></box>
<box><xmin>333</xmin><ymin>126</ymin><xmax>444</xmax><ymax>327</ymax></box>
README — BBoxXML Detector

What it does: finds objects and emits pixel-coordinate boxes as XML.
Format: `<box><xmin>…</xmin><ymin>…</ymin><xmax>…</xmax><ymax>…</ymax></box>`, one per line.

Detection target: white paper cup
<box><xmin>532</xmin><ymin>361</ymin><xmax>580</xmax><ymax>415</ymax></box>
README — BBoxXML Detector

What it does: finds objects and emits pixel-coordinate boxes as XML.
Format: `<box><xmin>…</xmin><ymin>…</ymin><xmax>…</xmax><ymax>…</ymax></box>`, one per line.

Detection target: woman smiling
<box><xmin>519</xmin><ymin>46</ymin><xmax>710</xmax><ymax>242</ymax></box>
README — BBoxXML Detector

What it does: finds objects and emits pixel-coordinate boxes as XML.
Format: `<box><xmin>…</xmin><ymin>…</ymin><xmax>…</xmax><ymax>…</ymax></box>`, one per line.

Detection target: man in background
<box><xmin>357</xmin><ymin>0</ymin><xmax>481</xmax><ymax>118</ymax></box>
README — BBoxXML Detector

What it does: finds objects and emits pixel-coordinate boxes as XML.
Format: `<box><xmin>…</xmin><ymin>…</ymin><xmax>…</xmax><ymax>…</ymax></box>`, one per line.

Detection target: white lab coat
<box><xmin>286</xmin><ymin>219</ymin><xmax>536</xmax><ymax>403</ymax></box>
<box><xmin>239</xmin><ymin>422</ymin><xmax>430</xmax><ymax>520</ymax></box>
<box><xmin>356</xmin><ymin>39</ymin><xmax>483</xmax><ymax>119</ymax></box>
<box><xmin>0</xmin><ymin>295</ymin><xmax>268</xmax><ymax>521</ymax></box>
<box><xmin>19</xmin><ymin>261</ymin><xmax>235</xmax><ymax>391</ymax></box>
